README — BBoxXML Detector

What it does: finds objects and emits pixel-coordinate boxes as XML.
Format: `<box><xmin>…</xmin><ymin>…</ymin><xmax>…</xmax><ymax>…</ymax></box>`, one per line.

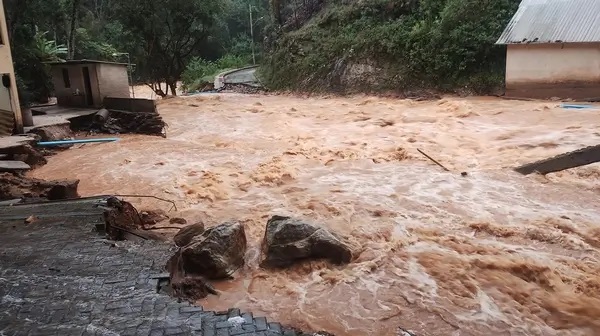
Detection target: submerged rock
<box><xmin>178</xmin><ymin>221</ymin><xmax>247</xmax><ymax>279</ymax></box>
<box><xmin>173</xmin><ymin>222</ymin><xmax>206</xmax><ymax>247</ymax></box>
<box><xmin>170</xmin><ymin>217</ymin><xmax>187</xmax><ymax>225</ymax></box>
<box><xmin>139</xmin><ymin>209</ymin><xmax>168</xmax><ymax>225</ymax></box>
<box><xmin>261</xmin><ymin>215</ymin><xmax>352</xmax><ymax>268</ymax></box>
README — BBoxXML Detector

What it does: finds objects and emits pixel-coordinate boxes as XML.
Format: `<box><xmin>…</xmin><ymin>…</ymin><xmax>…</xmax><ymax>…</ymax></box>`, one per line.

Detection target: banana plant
<box><xmin>33</xmin><ymin>30</ymin><xmax>68</xmax><ymax>62</ymax></box>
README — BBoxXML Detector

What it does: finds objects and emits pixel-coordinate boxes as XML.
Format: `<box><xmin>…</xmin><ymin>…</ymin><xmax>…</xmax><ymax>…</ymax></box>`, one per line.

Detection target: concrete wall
<box><xmin>97</xmin><ymin>64</ymin><xmax>130</xmax><ymax>100</ymax></box>
<box><xmin>0</xmin><ymin>0</ymin><xmax>22</xmax><ymax>134</ymax></box>
<box><xmin>104</xmin><ymin>97</ymin><xmax>156</xmax><ymax>112</ymax></box>
<box><xmin>505</xmin><ymin>43</ymin><xmax>600</xmax><ymax>99</ymax></box>
<box><xmin>52</xmin><ymin>64</ymin><xmax>101</xmax><ymax>107</ymax></box>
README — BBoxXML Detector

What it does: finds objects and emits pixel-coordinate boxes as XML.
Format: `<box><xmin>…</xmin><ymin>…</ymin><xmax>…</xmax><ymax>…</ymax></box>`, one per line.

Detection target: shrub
<box><xmin>261</xmin><ymin>0</ymin><xmax>519</xmax><ymax>94</ymax></box>
<box><xmin>181</xmin><ymin>55</ymin><xmax>250</xmax><ymax>92</ymax></box>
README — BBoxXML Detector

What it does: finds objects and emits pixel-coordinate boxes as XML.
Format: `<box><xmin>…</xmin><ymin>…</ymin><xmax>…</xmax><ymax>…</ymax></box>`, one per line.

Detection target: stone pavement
<box><xmin>0</xmin><ymin>198</ymin><xmax>309</xmax><ymax>336</ymax></box>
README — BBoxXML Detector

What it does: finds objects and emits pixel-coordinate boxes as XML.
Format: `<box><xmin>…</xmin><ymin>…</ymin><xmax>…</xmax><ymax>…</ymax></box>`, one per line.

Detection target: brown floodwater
<box><xmin>31</xmin><ymin>94</ymin><xmax>600</xmax><ymax>336</ymax></box>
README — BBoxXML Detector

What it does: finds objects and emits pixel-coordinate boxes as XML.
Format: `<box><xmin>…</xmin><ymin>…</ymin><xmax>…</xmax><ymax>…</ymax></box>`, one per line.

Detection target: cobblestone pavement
<box><xmin>0</xmin><ymin>199</ymin><xmax>307</xmax><ymax>336</ymax></box>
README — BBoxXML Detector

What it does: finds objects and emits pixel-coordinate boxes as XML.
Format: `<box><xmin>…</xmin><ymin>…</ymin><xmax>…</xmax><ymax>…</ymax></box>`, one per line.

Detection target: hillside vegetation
<box><xmin>261</xmin><ymin>0</ymin><xmax>520</xmax><ymax>94</ymax></box>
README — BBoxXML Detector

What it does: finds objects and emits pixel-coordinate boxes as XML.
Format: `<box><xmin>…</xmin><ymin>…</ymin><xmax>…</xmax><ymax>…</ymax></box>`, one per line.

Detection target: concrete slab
<box><xmin>0</xmin><ymin>160</ymin><xmax>31</xmax><ymax>172</ymax></box>
<box><xmin>0</xmin><ymin>134</ymin><xmax>37</xmax><ymax>152</ymax></box>
<box><xmin>515</xmin><ymin>144</ymin><xmax>600</xmax><ymax>175</ymax></box>
<box><xmin>27</xmin><ymin>105</ymin><xmax>98</xmax><ymax>132</ymax></box>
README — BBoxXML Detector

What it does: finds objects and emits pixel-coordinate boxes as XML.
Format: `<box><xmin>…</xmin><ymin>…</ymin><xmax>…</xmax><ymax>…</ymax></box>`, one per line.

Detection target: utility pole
<box><xmin>113</xmin><ymin>52</ymin><xmax>135</xmax><ymax>98</ymax></box>
<box><xmin>249</xmin><ymin>4</ymin><xmax>256</xmax><ymax>65</ymax></box>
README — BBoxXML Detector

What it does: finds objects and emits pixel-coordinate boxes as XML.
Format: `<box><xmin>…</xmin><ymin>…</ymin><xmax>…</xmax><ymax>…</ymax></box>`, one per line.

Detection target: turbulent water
<box><xmin>32</xmin><ymin>94</ymin><xmax>600</xmax><ymax>336</ymax></box>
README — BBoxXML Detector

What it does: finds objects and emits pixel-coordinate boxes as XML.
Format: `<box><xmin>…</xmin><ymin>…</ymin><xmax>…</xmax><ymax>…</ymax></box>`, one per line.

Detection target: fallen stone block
<box><xmin>0</xmin><ymin>160</ymin><xmax>31</xmax><ymax>172</ymax></box>
<box><xmin>261</xmin><ymin>215</ymin><xmax>353</xmax><ymax>268</ymax></box>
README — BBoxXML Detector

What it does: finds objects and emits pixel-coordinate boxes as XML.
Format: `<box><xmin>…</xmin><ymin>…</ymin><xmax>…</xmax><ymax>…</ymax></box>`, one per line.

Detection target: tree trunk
<box><xmin>168</xmin><ymin>82</ymin><xmax>177</xmax><ymax>96</ymax></box>
<box><xmin>270</xmin><ymin>0</ymin><xmax>282</xmax><ymax>25</ymax></box>
<box><xmin>67</xmin><ymin>0</ymin><xmax>81</xmax><ymax>60</ymax></box>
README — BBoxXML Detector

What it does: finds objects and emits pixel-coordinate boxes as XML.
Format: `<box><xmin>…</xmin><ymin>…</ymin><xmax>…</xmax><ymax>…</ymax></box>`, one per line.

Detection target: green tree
<box><xmin>112</xmin><ymin>0</ymin><xmax>226</xmax><ymax>96</ymax></box>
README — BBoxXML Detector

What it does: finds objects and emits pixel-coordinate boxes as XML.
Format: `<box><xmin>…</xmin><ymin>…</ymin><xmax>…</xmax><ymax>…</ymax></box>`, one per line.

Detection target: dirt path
<box><xmin>31</xmin><ymin>94</ymin><xmax>600</xmax><ymax>336</ymax></box>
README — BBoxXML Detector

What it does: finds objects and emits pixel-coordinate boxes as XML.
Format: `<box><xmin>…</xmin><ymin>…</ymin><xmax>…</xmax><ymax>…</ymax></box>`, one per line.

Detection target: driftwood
<box><xmin>417</xmin><ymin>148</ymin><xmax>450</xmax><ymax>172</ymax></box>
<box><xmin>515</xmin><ymin>144</ymin><xmax>600</xmax><ymax>175</ymax></box>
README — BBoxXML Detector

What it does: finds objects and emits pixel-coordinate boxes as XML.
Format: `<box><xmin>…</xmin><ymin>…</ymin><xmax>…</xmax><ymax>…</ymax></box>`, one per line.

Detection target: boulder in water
<box><xmin>261</xmin><ymin>215</ymin><xmax>352</xmax><ymax>268</ymax></box>
<box><xmin>174</xmin><ymin>222</ymin><xmax>206</xmax><ymax>247</ymax></box>
<box><xmin>178</xmin><ymin>221</ymin><xmax>247</xmax><ymax>279</ymax></box>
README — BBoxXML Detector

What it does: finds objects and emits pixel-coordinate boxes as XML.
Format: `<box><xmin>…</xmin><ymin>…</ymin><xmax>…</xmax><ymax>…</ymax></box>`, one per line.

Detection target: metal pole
<box><xmin>127</xmin><ymin>53</ymin><xmax>135</xmax><ymax>98</ymax></box>
<box><xmin>249</xmin><ymin>4</ymin><xmax>256</xmax><ymax>65</ymax></box>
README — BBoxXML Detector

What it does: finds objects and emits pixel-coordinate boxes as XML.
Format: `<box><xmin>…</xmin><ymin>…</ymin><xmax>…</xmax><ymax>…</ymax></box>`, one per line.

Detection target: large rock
<box><xmin>261</xmin><ymin>215</ymin><xmax>353</xmax><ymax>268</ymax></box>
<box><xmin>178</xmin><ymin>221</ymin><xmax>246</xmax><ymax>279</ymax></box>
<box><xmin>174</xmin><ymin>222</ymin><xmax>205</xmax><ymax>247</ymax></box>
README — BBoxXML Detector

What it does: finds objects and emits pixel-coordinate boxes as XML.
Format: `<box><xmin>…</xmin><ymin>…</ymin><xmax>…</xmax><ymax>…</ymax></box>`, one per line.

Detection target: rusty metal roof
<box><xmin>496</xmin><ymin>0</ymin><xmax>600</xmax><ymax>45</ymax></box>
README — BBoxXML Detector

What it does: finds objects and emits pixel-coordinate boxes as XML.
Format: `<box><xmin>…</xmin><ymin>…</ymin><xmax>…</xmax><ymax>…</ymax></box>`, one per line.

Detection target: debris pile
<box><xmin>98</xmin><ymin>109</ymin><xmax>167</xmax><ymax>136</ymax></box>
<box><xmin>0</xmin><ymin>172</ymin><xmax>79</xmax><ymax>201</ymax></box>
<box><xmin>221</xmin><ymin>83</ymin><xmax>266</xmax><ymax>94</ymax></box>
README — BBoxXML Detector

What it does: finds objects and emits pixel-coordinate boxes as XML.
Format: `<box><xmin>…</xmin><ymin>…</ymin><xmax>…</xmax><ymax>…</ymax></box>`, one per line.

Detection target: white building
<box><xmin>496</xmin><ymin>0</ymin><xmax>600</xmax><ymax>100</ymax></box>
<box><xmin>0</xmin><ymin>0</ymin><xmax>22</xmax><ymax>135</ymax></box>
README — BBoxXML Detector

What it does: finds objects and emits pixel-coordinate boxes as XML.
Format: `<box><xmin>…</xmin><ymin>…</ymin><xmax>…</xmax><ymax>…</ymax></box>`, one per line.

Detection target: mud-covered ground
<box><xmin>31</xmin><ymin>94</ymin><xmax>600</xmax><ymax>336</ymax></box>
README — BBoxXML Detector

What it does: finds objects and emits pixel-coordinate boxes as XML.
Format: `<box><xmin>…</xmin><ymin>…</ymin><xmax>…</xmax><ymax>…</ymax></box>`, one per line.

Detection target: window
<box><xmin>62</xmin><ymin>68</ymin><xmax>71</xmax><ymax>88</ymax></box>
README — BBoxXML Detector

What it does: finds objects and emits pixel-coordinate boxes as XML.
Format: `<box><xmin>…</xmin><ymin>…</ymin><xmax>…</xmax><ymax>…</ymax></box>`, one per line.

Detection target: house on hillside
<box><xmin>496</xmin><ymin>0</ymin><xmax>600</xmax><ymax>100</ymax></box>
<box><xmin>48</xmin><ymin>60</ymin><xmax>130</xmax><ymax>108</ymax></box>
<box><xmin>0</xmin><ymin>0</ymin><xmax>22</xmax><ymax>135</ymax></box>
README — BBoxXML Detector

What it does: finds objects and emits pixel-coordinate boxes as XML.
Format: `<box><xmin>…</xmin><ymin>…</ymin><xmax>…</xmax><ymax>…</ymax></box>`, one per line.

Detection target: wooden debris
<box><xmin>515</xmin><ymin>144</ymin><xmax>600</xmax><ymax>175</ymax></box>
<box><xmin>417</xmin><ymin>149</ymin><xmax>450</xmax><ymax>172</ymax></box>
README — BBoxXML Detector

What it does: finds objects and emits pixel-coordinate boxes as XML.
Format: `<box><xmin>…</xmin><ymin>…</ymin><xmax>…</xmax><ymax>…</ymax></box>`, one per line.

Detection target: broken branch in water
<box><xmin>112</xmin><ymin>194</ymin><xmax>178</xmax><ymax>212</ymax></box>
<box><xmin>417</xmin><ymin>148</ymin><xmax>450</xmax><ymax>172</ymax></box>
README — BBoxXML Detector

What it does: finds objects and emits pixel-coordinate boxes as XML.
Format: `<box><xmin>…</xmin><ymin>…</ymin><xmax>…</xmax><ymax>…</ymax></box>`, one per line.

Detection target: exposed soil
<box><xmin>30</xmin><ymin>93</ymin><xmax>600</xmax><ymax>336</ymax></box>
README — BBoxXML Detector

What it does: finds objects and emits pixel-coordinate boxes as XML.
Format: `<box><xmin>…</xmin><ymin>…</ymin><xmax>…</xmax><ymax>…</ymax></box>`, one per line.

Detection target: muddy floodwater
<box><xmin>32</xmin><ymin>94</ymin><xmax>600</xmax><ymax>336</ymax></box>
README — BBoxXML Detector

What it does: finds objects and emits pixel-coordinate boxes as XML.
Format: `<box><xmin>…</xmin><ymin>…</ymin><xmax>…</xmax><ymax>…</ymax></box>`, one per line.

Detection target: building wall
<box><xmin>506</xmin><ymin>43</ymin><xmax>600</xmax><ymax>99</ymax></box>
<box><xmin>97</xmin><ymin>64</ymin><xmax>130</xmax><ymax>101</ymax></box>
<box><xmin>0</xmin><ymin>0</ymin><xmax>22</xmax><ymax>134</ymax></box>
<box><xmin>52</xmin><ymin>64</ymin><xmax>102</xmax><ymax>107</ymax></box>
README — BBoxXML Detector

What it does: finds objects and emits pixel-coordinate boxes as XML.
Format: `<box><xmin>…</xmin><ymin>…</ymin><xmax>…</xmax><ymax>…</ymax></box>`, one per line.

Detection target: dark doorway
<box><xmin>82</xmin><ymin>67</ymin><xmax>94</xmax><ymax>106</ymax></box>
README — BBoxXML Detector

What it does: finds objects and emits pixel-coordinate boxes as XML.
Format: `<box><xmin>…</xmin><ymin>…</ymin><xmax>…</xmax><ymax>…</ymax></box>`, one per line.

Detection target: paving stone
<box><xmin>227</xmin><ymin>308</ymin><xmax>241</xmax><ymax>318</ymax></box>
<box><xmin>269</xmin><ymin>323</ymin><xmax>282</xmax><ymax>333</ymax></box>
<box><xmin>254</xmin><ymin>317</ymin><xmax>268</xmax><ymax>331</ymax></box>
<box><xmin>241</xmin><ymin>312</ymin><xmax>253</xmax><ymax>324</ymax></box>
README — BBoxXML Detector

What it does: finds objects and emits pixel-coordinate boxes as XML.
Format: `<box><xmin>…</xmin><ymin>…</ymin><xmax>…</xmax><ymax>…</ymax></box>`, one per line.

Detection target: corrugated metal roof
<box><xmin>496</xmin><ymin>0</ymin><xmax>600</xmax><ymax>45</ymax></box>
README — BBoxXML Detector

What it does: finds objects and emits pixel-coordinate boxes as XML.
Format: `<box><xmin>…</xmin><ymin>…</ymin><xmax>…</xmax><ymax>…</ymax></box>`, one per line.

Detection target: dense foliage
<box><xmin>6</xmin><ymin>0</ymin><xmax>520</xmax><ymax>101</ymax></box>
<box><xmin>5</xmin><ymin>0</ymin><xmax>268</xmax><ymax>103</ymax></box>
<box><xmin>261</xmin><ymin>0</ymin><xmax>520</xmax><ymax>93</ymax></box>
